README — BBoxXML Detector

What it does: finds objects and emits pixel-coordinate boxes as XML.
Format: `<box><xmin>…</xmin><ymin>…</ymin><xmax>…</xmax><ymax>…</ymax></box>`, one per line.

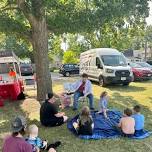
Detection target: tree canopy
<box><xmin>0</xmin><ymin>0</ymin><xmax>150</xmax><ymax>37</ymax></box>
<box><xmin>0</xmin><ymin>0</ymin><xmax>150</xmax><ymax>100</ymax></box>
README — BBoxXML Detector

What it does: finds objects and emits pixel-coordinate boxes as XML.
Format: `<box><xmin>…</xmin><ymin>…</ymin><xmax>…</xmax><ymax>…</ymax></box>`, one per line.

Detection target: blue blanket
<box><xmin>67</xmin><ymin>110</ymin><xmax>152</xmax><ymax>139</ymax></box>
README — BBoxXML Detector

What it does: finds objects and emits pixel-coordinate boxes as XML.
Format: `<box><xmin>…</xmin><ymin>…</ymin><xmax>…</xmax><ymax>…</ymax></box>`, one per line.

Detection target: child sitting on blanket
<box><xmin>132</xmin><ymin>105</ymin><xmax>145</xmax><ymax>134</ymax></box>
<box><xmin>26</xmin><ymin>124</ymin><xmax>61</xmax><ymax>152</ymax></box>
<box><xmin>98</xmin><ymin>91</ymin><xmax>109</xmax><ymax>118</ymax></box>
<box><xmin>73</xmin><ymin>106</ymin><xmax>94</xmax><ymax>135</ymax></box>
<box><xmin>118</xmin><ymin>108</ymin><xmax>135</xmax><ymax>137</ymax></box>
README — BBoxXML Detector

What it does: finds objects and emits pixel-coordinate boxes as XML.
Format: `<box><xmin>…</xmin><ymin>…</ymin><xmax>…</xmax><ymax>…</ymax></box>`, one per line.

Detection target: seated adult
<box><xmin>2</xmin><ymin>116</ymin><xmax>56</xmax><ymax>152</ymax></box>
<box><xmin>40</xmin><ymin>93</ymin><xmax>68</xmax><ymax>127</ymax></box>
<box><xmin>72</xmin><ymin>73</ymin><xmax>94</xmax><ymax>110</ymax></box>
<box><xmin>2</xmin><ymin>116</ymin><xmax>32</xmax><ymax>152</ymax></box>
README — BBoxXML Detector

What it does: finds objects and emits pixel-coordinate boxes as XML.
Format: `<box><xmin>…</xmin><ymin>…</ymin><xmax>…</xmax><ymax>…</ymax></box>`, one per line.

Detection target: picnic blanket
<box><xmin>67</xmin><ymin>110</ymin><xmax>152</xmax><ymax>139</ymax></box>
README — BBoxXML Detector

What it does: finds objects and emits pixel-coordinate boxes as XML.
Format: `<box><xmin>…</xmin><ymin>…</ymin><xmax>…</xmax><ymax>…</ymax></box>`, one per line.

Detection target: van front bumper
<box><xmin>103</xmin><ymin>76</ymin><xmax>133</xmax><ymax>84</ymax></box>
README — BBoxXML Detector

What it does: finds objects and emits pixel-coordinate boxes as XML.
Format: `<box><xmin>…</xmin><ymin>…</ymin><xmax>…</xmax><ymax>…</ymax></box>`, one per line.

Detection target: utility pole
<box><xmin>144</xmin><ymin>39</ymin><xmax>148</xmax><ymax>61</ymax></box>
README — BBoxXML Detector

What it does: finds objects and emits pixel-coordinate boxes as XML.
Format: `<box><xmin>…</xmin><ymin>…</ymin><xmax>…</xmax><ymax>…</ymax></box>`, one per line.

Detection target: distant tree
<box><xmin>0</xmin><ymin>35</ymin><xmax>33</xmax><ymax>61</ymax></box>
<box><xmin>63</xmin><ymin>50</ymin><xmax>79</xmax><ymax>64</ymax></box>
<box><xmin>48</xmin><ymin>35</ymin><xmax>63</xmax><ymax>63</ymax></box>
<box><xmin>67</xmin><ymin>34</ymin><xmax>90</xmax><ymax>54</ymax></box>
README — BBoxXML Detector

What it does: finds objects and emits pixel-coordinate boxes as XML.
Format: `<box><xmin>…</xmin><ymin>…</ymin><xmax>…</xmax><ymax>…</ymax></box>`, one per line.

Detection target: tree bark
<box><xmin>32</xmin><ymin>17</ymin><xmax>52</xmax><ymax>102</ymax></box>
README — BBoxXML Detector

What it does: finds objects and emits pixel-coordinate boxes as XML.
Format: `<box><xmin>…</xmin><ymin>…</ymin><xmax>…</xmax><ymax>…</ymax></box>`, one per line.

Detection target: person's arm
<box><xmin>71</xmin><ymin>81</ymin><xmax>79</xmax><ymax>92</ymax></box>
<box><xmin>90</xmin><ymin>117</ymin><xmax>94</xmax><ymax>129</ymax></box>
<box><xmin>98</xmin><ymin>99</ymin><xmax>102</xmax><ymax>112</ymax></box>
<box><xmin>50</xmin><ymin>104</ymin><xmax>64</xmax><ymax>118</ymax></box>
<box><xmin>55</xmin><ymin>112</ymin><xmax>65</xmax><ymax>117</ymax></box>
<box><xmin>118</xmin><ymin>119</ymin><xmax>122</xmax><ymax>128</ymax></box>
<box><xmin>84</xmin><ymin>81</ymin><xmax>92</xmax><ymax>97</ymax></box>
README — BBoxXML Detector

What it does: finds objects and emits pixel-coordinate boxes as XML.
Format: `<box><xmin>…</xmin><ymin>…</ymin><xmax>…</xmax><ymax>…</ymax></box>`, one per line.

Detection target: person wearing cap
<box><xmin>40</xmin><ymin>93</ymin><xmax>68</xmax><ymax>127</ymax></box>
<box><xmin>72</xmin><ymin>73</ymin><xmax>94</xmax><ymax>110</ymax></box>
<box><xmin>2</xmin><ymin>116</ymin><xmax>56</xmax><ymax>152</ymax></box>
<box><xmin>2</xmin><ymin>116</ymin><xmax>33</xmax><ymax>152</ymax></box>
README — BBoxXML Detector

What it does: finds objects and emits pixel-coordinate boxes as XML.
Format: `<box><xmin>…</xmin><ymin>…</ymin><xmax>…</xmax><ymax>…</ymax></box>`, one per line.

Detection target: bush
<box><xmin>50</xmin><ymin>67</ymin><xmax>58</xmax><ymax>72</ymax></box>
<box><xmin>63</xmin><ymin>50</ymin><xmax>79</xmax><ymax>64</ymax></box>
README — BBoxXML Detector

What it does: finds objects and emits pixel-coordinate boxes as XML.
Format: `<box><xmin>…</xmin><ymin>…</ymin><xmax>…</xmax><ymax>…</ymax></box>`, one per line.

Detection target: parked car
<box><xmin>20</xmin><ymin>64</ymin><xmax>34</xmax><ymax>76</ymax></box>
<box><xmin>147</xmin><ymin>60</ymin><xmax>152</xmax><ymax>65</ymax></box>
<box><xmin>129</xmin><ymin>62</ymin><xmax>152</xmax><ymax>81</ymax></box>
<box><xmin>59</xmin><ymin>64</ymin><xmax>79</xmax><ymax>77</ymax></box>
<box><xmin>136</xmin><ymin>62</ymin><xmax>152</xmax><ymax>71</ymax></box>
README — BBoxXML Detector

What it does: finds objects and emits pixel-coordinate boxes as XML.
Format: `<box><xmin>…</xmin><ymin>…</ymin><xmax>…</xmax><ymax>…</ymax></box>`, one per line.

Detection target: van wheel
<box><xmin>65</xmin><ymin>72</ymin><xmax>70</xmax><ymax>77</ymax></box>
<box><xmin>99</xmin><ymin>76</ymin><xmax>106</xmax><ymax>87</ymax></box>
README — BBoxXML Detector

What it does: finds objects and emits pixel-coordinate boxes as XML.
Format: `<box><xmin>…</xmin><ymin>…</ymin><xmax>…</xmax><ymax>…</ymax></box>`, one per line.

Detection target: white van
<box><xmin>80</xmin><ymin>48</ymin><xmax>133</xmax><ymax>86</ymax></box>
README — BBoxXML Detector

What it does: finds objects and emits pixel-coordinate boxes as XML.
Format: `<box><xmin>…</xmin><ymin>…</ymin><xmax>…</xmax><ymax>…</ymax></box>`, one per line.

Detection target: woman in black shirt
<box><xmin>73</xmin><ymin>106</ymin><xmax>94</xmax><ymax>135</ymax></box>
<box><xmin>40</xmin><ymin>93</ymin><xmax>68</xmax><ymax>127</ymax></box>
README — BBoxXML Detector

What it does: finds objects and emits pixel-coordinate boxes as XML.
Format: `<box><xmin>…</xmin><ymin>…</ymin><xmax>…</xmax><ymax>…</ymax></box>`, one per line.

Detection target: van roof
<box><xmin>81</xmin><ymin>48</ymin><xmax>121</xmax><ymax>56</ymax></box>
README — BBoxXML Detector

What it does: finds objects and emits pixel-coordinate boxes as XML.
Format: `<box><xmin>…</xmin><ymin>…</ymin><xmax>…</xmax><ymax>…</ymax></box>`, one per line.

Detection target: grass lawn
<box><xmin>0</xmin><ymin>77</ymin><xmax>152</xmax><ymax>152</ymax></box>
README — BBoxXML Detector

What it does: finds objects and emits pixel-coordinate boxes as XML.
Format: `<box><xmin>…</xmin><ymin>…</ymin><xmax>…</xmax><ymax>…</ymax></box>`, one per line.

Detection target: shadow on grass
<box><xmin>92</xmin><ymin>81</ymin><xmax>146</xmax><ymax>92</ymax></box>
<box><xmin>1</xmin><ymin>91</ymin><xmax>152</xmax><ymax>152</ymax></box>
<box><xmin>108</xmin><ymin>85</ymin><xmax>146</xmax><ymax>92</ymax></box>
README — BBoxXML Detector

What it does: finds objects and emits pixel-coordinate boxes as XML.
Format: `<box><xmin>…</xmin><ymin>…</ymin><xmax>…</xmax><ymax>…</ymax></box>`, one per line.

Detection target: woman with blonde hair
<box><xmin>73</xmin><ymin>106</ymin><xmax>94</xmax><ymax>135</ymax></box>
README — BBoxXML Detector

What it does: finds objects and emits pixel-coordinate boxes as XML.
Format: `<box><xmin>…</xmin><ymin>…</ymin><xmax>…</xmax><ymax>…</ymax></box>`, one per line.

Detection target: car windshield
<box><xmin>101</xmin><ymin>55</ymin><xmax>127</xmax><ymax>66</ymax></box>
<box><xmin>137</xmin><ymin>62</ymin><xmax>151</xmax><ymax>68</ymax></box>
<box><xmin>130</xmin><ymin>62</ymin><xmax>142</xmax><ymax>68</ymax></box>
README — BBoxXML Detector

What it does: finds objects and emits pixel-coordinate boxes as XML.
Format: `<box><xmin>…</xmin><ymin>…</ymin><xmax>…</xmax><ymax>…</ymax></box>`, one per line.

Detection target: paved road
<box><xmin>23</xmin><ymin>72</ymin><xmax>79</xmax><ymax>85</ymax></box>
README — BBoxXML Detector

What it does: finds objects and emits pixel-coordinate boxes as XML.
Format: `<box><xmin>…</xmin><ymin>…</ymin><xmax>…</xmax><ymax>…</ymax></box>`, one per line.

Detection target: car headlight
<box><xmin>106</xmin><ymin>68</ymin><xmax>114</xmax><ymax>73</ymax></box>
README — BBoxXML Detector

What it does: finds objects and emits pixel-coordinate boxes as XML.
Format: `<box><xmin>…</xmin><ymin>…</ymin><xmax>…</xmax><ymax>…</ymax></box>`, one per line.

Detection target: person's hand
<box><xmin>60</xmin><ymin>112</ymin><xmax>65</xmax><ymax>116</ymax></box>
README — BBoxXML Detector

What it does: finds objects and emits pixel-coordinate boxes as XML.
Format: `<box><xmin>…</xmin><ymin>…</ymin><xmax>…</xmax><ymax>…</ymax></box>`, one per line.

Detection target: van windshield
<box><xmin>101</xmin><ymin>55</ymin><xmax>127</xmax><ymax>66</ymax></box>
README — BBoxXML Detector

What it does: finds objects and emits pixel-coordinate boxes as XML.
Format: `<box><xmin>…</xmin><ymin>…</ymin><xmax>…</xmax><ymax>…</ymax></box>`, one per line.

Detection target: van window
<box><xmin>96</xmin><ymin>57</ymin><xmax>102</xmax><ymax>67</ymax></box>
<box><xmin>64</xmin><ymin>65</ymin><xmax>69</xmax><ymax>68</ymax></box>
<box><xmin>69</xmin><ymin>64</ymin><xmax>74</xmax><ymax>68</ymax></box>
<box><xmin>101</xmin><ymin>55</ymin><xmax>127</xmax><ymax>66</ymax></box>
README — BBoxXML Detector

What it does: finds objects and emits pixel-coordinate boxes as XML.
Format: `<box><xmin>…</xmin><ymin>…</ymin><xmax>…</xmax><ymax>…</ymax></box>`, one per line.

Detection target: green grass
<box><xmin>1</xmin><ymin>78</ymin><xmax>152</xmax><ymax>152</ymax></box>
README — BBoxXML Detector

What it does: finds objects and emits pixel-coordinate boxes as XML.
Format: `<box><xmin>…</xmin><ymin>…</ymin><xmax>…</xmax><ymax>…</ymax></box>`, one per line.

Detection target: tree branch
<box><xmin>16</xmin><ymin>0</ymin><xmax>35</xmax><ymax>26</ymax></box>
<box><xmin>0</xmin><ymin>2</ymin><xmax>19</xmax><ymax>13</ymax></box>
<box><xmin>0</xmin><ymin>15</ymin><xmax>32</xmax><ymax>42</ymax></box>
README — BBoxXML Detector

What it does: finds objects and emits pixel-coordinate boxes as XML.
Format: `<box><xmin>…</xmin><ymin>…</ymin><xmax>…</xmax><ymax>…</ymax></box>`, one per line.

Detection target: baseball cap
<box><xmin>11</xmin><ymin>116</ymin><xmax>27</xmax><ymax>133</ymax></box>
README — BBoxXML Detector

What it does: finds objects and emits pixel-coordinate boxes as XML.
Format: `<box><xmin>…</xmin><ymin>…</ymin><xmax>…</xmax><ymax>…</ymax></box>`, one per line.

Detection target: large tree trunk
<box><xmin>32</xmin><ymin>17</ymin><xmax>52</xmax><ymax>102</ymax></box>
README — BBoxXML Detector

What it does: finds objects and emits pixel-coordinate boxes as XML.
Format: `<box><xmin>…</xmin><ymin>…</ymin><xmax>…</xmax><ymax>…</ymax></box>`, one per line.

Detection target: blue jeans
<box><xmin>73</xmin><ymin>91</ymin><xmax>94</xmax><ymax>109</ymax></box>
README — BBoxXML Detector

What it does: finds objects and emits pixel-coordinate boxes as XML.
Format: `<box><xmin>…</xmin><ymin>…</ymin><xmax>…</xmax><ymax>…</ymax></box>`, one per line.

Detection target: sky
<box><xmin>146</xmin><ymin>1</ymin><xmax>152</xmax><ymax>25</ymax></box>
